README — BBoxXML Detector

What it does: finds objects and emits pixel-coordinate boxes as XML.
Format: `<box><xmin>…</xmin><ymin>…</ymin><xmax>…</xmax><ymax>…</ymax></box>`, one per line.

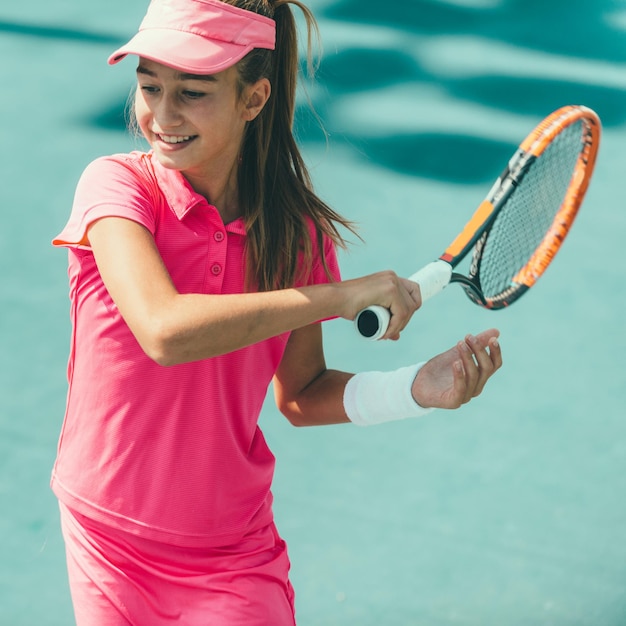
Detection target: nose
<box><xmin>152</xmin><ymin>93</ymin><xmax>183</xmax><ymax>130</ymax></box>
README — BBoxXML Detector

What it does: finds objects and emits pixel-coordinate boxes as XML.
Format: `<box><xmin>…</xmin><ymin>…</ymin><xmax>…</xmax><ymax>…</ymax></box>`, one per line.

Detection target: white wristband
<box><xmin>343</xmin><ymin>363</ymin><xmax>435</xmax><ymax>427</ymax></box>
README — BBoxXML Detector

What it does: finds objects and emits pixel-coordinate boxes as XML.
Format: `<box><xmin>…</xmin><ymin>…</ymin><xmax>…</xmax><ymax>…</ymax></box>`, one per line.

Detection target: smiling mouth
<box><xmin>156</xmin><ymin>133</ymin><xmax>197</xmax><ymax>145</ymax></box>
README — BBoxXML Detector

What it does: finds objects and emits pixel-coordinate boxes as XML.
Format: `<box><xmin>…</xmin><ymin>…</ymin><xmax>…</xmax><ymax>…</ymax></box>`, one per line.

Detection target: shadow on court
<box><xmin>0</xmin><ymin>18</ymin><xmax>124</xmax><ymax>44</ymax></box>
<box><xmin>323</xmin><ymin>0</ymin><xmax>626</xmax><ymax>62</ymax></box>
<box><xmin>1</xmin><ymin>0</ymin><xmax>625</xmax><ymax>624</ymax></box>
<box><xmin>9</xmin><ymin>0</ymin><xmax>624</xmax><ymax>185</ymax></box>
<box><xmin>304</xmin><ymin>0</ymin><xmax>626</xmax><ymax>182</ymax></box>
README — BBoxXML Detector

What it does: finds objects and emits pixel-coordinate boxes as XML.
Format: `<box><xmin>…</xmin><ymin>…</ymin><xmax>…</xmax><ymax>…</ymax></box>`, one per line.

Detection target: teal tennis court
<box><xmin>1</xmin><ymin>0</ymin><xmax>625</xmax><ymax>623</ymax></box>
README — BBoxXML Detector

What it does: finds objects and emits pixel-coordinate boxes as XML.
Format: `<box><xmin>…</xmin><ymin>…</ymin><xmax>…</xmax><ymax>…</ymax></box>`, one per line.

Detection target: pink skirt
<box><xmin>59</xmin><ymin>502</ymin><xmax>296</xmax><ymax>625</ymax></box>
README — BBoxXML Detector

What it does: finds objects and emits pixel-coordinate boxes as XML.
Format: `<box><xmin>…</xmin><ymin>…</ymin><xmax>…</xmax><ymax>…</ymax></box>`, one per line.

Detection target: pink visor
<box><xmin>108</xmin><ymin>0</ymin><xmax>276</xmax><ymax>74</ymax></box>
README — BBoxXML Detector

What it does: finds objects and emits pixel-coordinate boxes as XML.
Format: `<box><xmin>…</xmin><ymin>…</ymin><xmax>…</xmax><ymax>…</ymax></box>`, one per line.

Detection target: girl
<box><xmin>52</xmin><ymin>0</ymin><xmax>502</xmax><ymax>623</ymax></box>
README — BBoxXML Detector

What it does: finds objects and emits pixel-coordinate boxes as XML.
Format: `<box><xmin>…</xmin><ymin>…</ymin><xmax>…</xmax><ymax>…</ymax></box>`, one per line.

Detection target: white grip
<box><xmin>408</xmin><ymin>260</ymin><xmax>453</xmax><ymax>303</ymax></box>
<box><xmin>355</xmin><ymin>260</ymin><xmax>452</xmax><ymax>340</ymax></box>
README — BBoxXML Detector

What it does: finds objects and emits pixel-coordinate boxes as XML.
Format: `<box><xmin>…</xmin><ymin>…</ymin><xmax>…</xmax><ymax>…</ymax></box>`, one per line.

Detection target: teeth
<box><xmin>159</xmin><ymin>134</ymin><xmax>192</xmax><ymax>144</ymax></box>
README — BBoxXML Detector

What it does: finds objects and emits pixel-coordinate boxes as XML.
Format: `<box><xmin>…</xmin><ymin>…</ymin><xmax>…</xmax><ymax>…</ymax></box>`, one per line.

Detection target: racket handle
<box><xmin>354</xmin><ymin>305</ymin><xmax>390</xmax><ymax>340</ymax></box>
<box><xmin>408</xmin><ymin>260</ymin><xmax>452</xmax><ymax>303</ymax></box>
<box><xmin>355</xmin><ymin>261</ymin><xmax>452</xmax><ymax>340</ymax></box>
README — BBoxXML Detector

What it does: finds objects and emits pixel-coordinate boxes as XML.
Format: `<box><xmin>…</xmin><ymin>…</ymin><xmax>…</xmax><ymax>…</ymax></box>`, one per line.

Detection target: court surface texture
<box><xmin>1</xmin><ymin>1</ymin><xmax>625</xmax><ymax>624</ymax></box>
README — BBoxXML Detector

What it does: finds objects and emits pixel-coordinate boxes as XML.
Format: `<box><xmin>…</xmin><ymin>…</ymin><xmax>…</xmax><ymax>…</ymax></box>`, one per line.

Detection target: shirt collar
<box><xmin>150</xmin><ymin>152</ymin><xmax>247</xmax><ymax>235</ymax></box>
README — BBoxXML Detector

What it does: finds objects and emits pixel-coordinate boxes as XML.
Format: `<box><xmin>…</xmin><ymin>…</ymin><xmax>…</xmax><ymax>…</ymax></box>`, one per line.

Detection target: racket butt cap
<box><xmin>355</xmin><ymin>305</ymin><xmax>390</xmax><ymax>340</ymax></box>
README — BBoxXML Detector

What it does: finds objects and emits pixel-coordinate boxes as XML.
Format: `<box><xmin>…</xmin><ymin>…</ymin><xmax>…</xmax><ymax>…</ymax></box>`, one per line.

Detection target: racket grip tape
<box><xmin>355</xmin><ymin>261</ymin><xmax>453</xmax><ymax>340</ymax></box>
<box><xmin>408</xmin><ymin>260</ymin><xmax>452</xmax><ymax>303</ymax></box>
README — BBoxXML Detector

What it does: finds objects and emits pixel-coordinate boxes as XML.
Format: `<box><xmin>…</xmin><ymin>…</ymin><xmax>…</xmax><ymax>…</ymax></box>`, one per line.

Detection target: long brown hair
<box><xmin>223</xmin><ymin>0</ymin><xmax>357</xmax><ymax>291</ymax></box>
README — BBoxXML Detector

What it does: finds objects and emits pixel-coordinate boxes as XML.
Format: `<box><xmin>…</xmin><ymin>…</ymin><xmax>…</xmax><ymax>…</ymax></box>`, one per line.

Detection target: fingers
<box><xmin>470</xmin><ymin>331</ymin><xmax>503</xmax><ymax>377</ymax></box>
<box><xmin>343</xmin><ymin>271</ymin><xmax>422</xmax><ymax>340</ymax></box>
<box><xmin>455</xmin><ymin>331</ymin><xmax>502</xmax><ymax>403</ymax></box>
<box><xmin>401</xmin><ymin>278</ymin><xmax>423</xmax><ymax>310</ymax></box>
<box><xmin>454</xmin><ymin>341</ymin><xmax>479</xmax><ymax>405</ymax></box>
<box><xmin>372</xmin><ymin>275</ymin><xmax>419</xmax><ymax>339</ymax></box>
<box><xmin>382</xmin><ymin>278</ymin><xmax>422</xmax><ymax>339</ymax></box>
<box><xmin>449</xmin><ymin>355</ymin><xmax>472</xmax><ymax>407</ymax></box>
<box><xmin>411</xmin><ymin>328</ymin><xmax>503</xmax><ymax>410</ymax></box>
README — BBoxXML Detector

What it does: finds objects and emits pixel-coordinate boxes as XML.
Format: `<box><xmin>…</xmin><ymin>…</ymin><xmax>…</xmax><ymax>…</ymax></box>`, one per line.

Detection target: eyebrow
<box><xmin>136</xmin><ymin>65</ymin><xmax>217</xmax><ymax>82</ymax></box>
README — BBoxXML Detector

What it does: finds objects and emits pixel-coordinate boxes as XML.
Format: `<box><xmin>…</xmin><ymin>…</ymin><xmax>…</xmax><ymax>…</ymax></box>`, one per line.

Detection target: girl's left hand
<box><xmin>412</xmin><ymin>328</ymin><xmax>503</xmax><ymax>409</ymax></box>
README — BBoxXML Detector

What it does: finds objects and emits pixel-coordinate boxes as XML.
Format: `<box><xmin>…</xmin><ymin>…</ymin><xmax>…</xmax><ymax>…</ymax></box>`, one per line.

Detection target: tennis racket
<box><xmin>356</xmin><ymin>105</ymin><xmax>601</xmax><ymax>340</ymax></box>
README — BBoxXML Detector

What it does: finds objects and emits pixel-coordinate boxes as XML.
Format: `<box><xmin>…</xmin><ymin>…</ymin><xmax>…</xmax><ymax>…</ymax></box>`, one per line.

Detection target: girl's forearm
<box><xmin>144</xmin><ymin>282</ymin><xmax>344</xmax><ymax>365</ymax></box>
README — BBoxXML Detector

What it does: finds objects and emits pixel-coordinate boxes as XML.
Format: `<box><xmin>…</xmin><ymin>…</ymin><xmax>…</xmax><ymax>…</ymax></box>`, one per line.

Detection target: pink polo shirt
<box><xmin>52</xmin><ymin>151</ymin><xmax>340</xmax><ymax>548</ymax></box>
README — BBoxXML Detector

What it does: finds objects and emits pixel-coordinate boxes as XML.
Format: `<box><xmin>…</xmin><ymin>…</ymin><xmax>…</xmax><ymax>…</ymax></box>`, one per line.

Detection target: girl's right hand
<box><xmin>337</xmin><ymin>271</ymin><xmax>422</xmax><ymax>340</ymax></box>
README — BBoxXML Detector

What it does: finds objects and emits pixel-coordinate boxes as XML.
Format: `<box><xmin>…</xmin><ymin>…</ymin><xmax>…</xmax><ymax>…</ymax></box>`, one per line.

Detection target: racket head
<box><xmin>442</xmin><ymin>105</ymin><xmax>601</xmax><ymax>309</ymax></box>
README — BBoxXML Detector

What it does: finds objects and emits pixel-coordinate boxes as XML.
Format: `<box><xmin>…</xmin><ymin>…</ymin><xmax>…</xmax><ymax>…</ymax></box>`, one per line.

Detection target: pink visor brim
<box><xmin>107</xmin><ymin>0</ymin><xmax>275</xmax><ymax>74</ymax></box>
<box><xmin>108</xmin><ymin>28</ymin><xmax>254</xmax><ymax>74</ymax></box>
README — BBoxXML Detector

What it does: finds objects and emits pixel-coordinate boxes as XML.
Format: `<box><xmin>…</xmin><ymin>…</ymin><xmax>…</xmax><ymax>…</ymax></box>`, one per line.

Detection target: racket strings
<box><xmin>475</xmin><ymin>121</ymin><xmax>584</xmax><ymax>299</ymax></box>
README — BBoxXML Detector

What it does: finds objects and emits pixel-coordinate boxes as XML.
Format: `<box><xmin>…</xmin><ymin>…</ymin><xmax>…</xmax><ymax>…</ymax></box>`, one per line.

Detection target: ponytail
<box><xmin>223</xmin><ymin>0</ymin><xmax>357</xmax><ymax>291</ymax></box>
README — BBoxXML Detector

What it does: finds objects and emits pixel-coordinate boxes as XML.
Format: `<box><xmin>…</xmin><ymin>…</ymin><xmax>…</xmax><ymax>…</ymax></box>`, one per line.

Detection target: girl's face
<box><xmin>134</xmin><ymin>58</ymin><xmax>251</xmax><ymax>186</ymax></box>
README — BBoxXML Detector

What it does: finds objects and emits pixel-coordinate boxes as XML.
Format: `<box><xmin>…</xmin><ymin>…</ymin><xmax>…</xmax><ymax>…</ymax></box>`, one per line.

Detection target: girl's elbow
<box><xmin>141</xmin><ymin>337</ymin><xmax>177</xmax><ymax>367</ymax></box>
<box><xmin>284</xmin><ymin>413</ymin><xmax>309</xmax><ymax>427</ymax></box>
<box><xmin>136</xmin><ymin>321</ymin><xmax>183</xmax><ymax>367</ymax></box>
<box><xmin>148</xmin><ymin>347</ymin><xmax>178</xmax><ymax>367</ymax></box>
<box><xmin>285</xmin><ymin>413</ymin><xmax>309</xmax><ymax>427</ymax></box>
<box><xmin>276</xmin><ymin>399</ymin><xmax>308</xmax><ymax>427</ymax></box>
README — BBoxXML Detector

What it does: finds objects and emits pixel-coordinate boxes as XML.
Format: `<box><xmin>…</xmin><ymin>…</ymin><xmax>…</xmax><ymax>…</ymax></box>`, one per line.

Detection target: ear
<box><xmin>242</xmin><ymin>78</ymin><xmax>271</xmax><ymax>121</ymax></box>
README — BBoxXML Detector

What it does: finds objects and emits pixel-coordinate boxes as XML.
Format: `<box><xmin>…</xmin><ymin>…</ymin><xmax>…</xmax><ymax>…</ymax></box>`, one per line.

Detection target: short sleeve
<box><xmin>318</xmin><ymin>230</ymin><xmax>341</xmax><ymax>284</ymax></box>
<box><xmin>301</xmin><ymin>219</ymin><xmax>342</xmax><ymax>288</ymax></box>
<box><xmin>297</xmin><ymin>222</ymin><xmax>342</xmax><ymax>324</ymax></box>
<box><xmin>53</xmin><ymin>154</ymin><xmax>159</xmax><ymax>249</ymax></box>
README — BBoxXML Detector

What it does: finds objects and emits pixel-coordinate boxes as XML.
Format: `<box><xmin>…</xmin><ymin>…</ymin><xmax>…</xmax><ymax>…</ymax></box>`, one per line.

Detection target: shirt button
<box><xmin>211</xmin><ymin>264</ymin><xmax>222</xmax><ymax>275</ymax></box>
<box><xmin>214</xmin><ymin>231</ymin><xmax>225</xmax><ymax>242</ymax></box>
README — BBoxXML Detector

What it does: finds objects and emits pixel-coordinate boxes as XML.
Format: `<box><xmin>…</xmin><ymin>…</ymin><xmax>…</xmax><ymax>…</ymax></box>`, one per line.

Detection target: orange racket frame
<box><xmin>355</xmin><ymin>105</ymin><xmax>601</xmax><ymax>338</ymax></box>
<box><xmin>442</xmin><ymin>105</ymin><xmax>601</xmax><ymax>308</ymax></box>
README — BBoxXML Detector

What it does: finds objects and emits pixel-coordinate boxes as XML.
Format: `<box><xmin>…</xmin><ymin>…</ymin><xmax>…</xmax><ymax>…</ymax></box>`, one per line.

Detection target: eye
<box><xmin>140</xmin><ymin>84</ymin><xmax>160</xmax><ymax>95</ymax></box>
<box><xmin>182</xmin><ymin>90</ymin><xmax>206</xmax><ymax>100</ymax></box>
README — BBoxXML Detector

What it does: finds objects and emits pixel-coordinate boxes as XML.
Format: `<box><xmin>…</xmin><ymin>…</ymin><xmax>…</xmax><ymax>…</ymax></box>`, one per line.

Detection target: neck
<box><xmin>183</xmin><ymin>157</ymin><xmax>241</xmax><ymax>224</ymax></box>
